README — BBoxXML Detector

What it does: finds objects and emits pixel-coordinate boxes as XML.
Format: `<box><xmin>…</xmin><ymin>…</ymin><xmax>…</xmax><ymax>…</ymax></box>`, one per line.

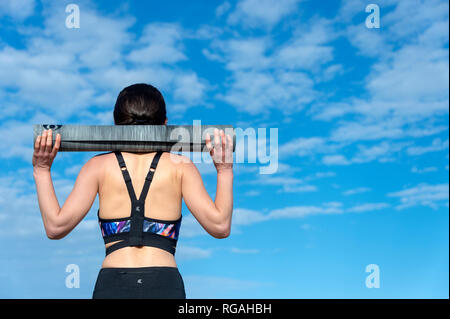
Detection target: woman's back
<box><xmin>33</xmin><ymin>83</ymin><xmax>234</xmax><ymax>298</ymax></box>
<box><xmin>97</xmin><ymin>151</ymin><xmax>184</xmax><ymax>268</ymax></box>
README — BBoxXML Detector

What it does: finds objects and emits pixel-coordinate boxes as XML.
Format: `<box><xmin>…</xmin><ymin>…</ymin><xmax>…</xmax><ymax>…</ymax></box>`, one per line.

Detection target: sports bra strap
<box><xmin>140</xmin><ymin>151</ymin><xmax>163</xmax><ymax>201</ymax></box>
<box><xmin>113</xmin><ymin>151</ymin><xmax>164</xmax><ymax>247</ymax></box>
<box><xmin>114</xmin><ymin>151</ymin><xmax>163</xmax><ymax>202</ymax></box>
<box><xmin>114</xmin><ymin>152</ymin><xmax>136</xmax><ymax>201</ymax></box>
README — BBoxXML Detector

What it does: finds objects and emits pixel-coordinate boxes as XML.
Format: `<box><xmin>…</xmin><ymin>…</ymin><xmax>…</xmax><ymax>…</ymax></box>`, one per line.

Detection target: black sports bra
<box><xmin>97</xmin><ymin>151</ymin><xmax>182</xmax><ymax>257</ymax></box>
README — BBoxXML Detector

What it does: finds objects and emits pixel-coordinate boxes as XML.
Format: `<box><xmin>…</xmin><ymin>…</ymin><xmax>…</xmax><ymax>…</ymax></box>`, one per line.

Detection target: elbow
<box><xmin>45</xmin><ymin>226</ymin><xmax>65</xmax><ymax>240</ymax></box>
<box><xmin>212</xmin><ymin>222</ymin><xmax>231</xmax><ymax>239</ymax></box>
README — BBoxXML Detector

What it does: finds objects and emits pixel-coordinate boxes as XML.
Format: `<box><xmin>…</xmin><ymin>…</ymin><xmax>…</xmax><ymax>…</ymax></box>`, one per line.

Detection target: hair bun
<box><xmin>132</xmin><ymin>115</ymin><xmax>147</xmax><ymax>124</ymax></box>
<box><xmin>113</xmin><ymin>83</ymin><xmax>166</xmax><ymax>126</ymax></box>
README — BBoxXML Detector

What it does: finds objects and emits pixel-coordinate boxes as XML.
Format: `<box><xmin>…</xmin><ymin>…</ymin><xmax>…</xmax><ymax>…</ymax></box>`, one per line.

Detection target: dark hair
<box><xmin>113</xmin><ymin>83</ymin><xmax>167</xmax><ymax>125</ymax></box>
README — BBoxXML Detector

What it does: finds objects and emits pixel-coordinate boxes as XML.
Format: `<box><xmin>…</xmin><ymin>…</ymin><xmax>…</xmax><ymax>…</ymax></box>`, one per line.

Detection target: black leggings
<box><xmin>92</xmin><ymin>266</ymin><xmax>186</xmax><ymax>299</ymax></box>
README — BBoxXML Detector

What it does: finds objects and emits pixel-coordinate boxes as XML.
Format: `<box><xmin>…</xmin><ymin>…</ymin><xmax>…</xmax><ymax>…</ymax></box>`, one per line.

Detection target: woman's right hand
<box><xmin>205</xmin><ymin>128</ymin><xmax>233</xmax><ymax>172</ymax></box>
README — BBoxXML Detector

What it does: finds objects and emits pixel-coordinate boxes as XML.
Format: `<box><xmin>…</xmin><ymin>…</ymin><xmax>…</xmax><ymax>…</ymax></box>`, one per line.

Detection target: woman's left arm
<box><xmin>33</xmin><ymin>129</ymin><xmax>99</xmax><ymax>239</ymax></box>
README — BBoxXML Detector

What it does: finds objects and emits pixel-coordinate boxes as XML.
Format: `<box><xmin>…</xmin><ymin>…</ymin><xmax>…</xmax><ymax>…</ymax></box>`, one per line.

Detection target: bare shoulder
<box><xmin>164</xmin><ymin>152</ymin><xmax>193</xmax><ymax>166</ymax></box>
<box><xmin>88</xmin><ymin>152</ymin><xmax>115</xmax><ymax>175</ymax></box>
<box><xmin>91</xmin><ymin>152</ymin><xmax>115</xmax><ymax>165</ymax></box>
<box><xmin>164</xmin><ymin>153</ymin><xmax>197</xmax><ymax>179</ymax></box>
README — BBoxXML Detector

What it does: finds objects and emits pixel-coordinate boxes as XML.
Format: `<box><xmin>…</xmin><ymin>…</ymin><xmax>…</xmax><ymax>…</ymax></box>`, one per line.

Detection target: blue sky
<box><xmin>0</xmin><ymin>0</ymin><xmax>448</xmax><ymax>298</ymax></box>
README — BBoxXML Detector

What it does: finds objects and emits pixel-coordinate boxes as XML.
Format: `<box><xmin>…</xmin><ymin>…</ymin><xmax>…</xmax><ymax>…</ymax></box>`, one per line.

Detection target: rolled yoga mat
<box><xmin>33</xmin><ymin>124</ymin><xmax>236</xmax><ymax>152</ymax></box>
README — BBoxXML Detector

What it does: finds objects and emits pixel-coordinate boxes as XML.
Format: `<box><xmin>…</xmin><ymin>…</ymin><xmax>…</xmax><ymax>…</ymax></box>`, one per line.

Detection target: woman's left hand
<box><xmin>32</xmin><ymin>129</ymin><xmax>61</xmax><ymax>172</ymax></box>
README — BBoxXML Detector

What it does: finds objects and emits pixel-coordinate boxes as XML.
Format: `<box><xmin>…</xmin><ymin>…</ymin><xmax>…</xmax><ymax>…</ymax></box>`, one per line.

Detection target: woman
<box><xmin>32</xmin><ymin>83</ymin><xmax>234</xmax><ymax>299</ymax></box>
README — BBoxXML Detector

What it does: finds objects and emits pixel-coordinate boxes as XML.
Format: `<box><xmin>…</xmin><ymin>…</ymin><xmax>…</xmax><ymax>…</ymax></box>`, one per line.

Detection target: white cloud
<box><xmin>0</xmin><ymin>120</ymin><xmax>36</xmax><ymax>161</ymax></box>
<box><xmin>280</xmin><ymin>137</ymin><xmax>327</xmax><ymax>157</ymax></box>
<box><xmin>329</xmin><ymin>118</ymin><xmax>406</xmax><ymax>142</ymax></box>
<box><xmin>321</xmin><ymin>140</ymin><xmax>412</xmax><ymax>166</ymax></box>
<box><xmin>308</xmin><ymin>171</ymin><xmax>336</xmax><ymax>179</ymax></box>
<box><xmin>365</xmin><ymin>47</ymin><xmax>448</xmax><ymax>119</ymax></box>
<box><xmin>0</xmin><ymin>171</ymin><xmax>80</xmax><ymax>238</ymax></box>
<box><xmin>387</xmin><ymin>183</ymin><xmax>449</xmax><ymax>210</ymax></box>
<box><xmin>40</xmin><ymin>2</ymin><xmax>135</xmax><ymax>69</ymax></box>
<box><xmin>275</xmin><ymin>163</ymin><xmax>302</xmax><ymax>174</ymax></box>
<box><xmin>216</xmin><ymin>1</ymin><xmax>231</xmax><ymax>17</ymax></box>
<box><xmin>232</xmin><ymin>208</ymin><xmax>269</xmax><ymax>226</ymax></box>
<box><xmin>352</xmin><ymin>140</ymin><xmax>408</xmax><ymax>164</ymax></box>
<box><xmin>212</xmin><ymin>37</ymin><xmax>272</xmax><ymax>71</ymax></box>
<box><xmin>126</xmin><ymin>209</ymin><xmax>269</xmax><ymax>239</ymax></box>
<box><xmin>250</xmin><ymin>175</ymin><xmax>318</xmax><ymax>193</ymax></box>
<box><xmin>64</xmin><ymin>164</ymin><xmax>83</xmax><ymax>176</ymax></box>
<box><xmin>173</xmin><ymin>72</ymin><xmax>207</xmax><ymax>106</ymax></box>
<box><xmin>189</xmin><ymin>25</ymin><xmax>224</xmax><ymax>40</ymax></box>
<box><xmin>308</xmin><ymin>0</ymin><xmax>449</xmax><ymax>165</ymax></box>
<box><xmin>0</xmin><ymin>0</ymin><xmax>36</xmax><ymax>20</ymax></box>
<box><xmin>320</xmin><ymin>64</ymin><xmax>344</xmax><ymax>82</ymax></box>
<box><xmin>227</xmin><ymin>0</ymin><xmax>300</xmax><ymax>28</ymax></box>
<box><xmin>127</xmin><ymin>23</ymin><xmax>187</xmax><ymax>65</ymax></box>
<box><xmin>345</xmin><ymin>24</ymin><xmax>390</xmax><ymax>57</ymax></box>
<box><xmin>243</xmin><ymin>190</ymin><xmax>260</xmax><ymax>196</ymax></box>
<box><xmin>205</xmin><ymin>18</ymin><xmax>337</xmax><ymax>115</ymax></box>
<box><xmin>322</xmin><ymin>154</ymin><xmax>350</xmax><ymax>166</ymax></box>
<box><xmin>219</xmin><ymin>69</ymin><xmax>316</xmax><ymax>114</ymax></box>
<box><xmin>5</xmin><ymin>10</ymin><xmax>205</xmax><ymax>112</ymax></box>
<box><xmin>230</xmin><ymin>247</ymin><xmax>260</xmax><ymax>254</ymax></box>
<box><xmin>310</xmin><ymin>102</ymin><xmax>355</xmax><ymax>121</ymax></box>
<box><xmin>300</xmin><ymin>115</ymin><xmax>447</xmax><ymax>165</ymax></box>
<box><xmin>335</xmin><ymin>0</ymin><xmax>376</xmax><ymax>23</ymax></box>
<box><xmin>0</xmin><ymin>2</ymin><xmax>134</xmax><ymax>119</ymax></box>
<box><xmin>180</xmin><ymin>214</ymin><xmax>209</xmax><ymax>238</ymax></box>
<box><xmin>76</xmin><ymin>219</ymin><xmax>99</xmax><ymax>231</ymax></box>
<box><xmin>195</xmin><ymin>162</ymin><xmax>219</xmax><ymax>176</ymax></box>
<box><xmin>252</xmin><ymin>175</ymin><xmax>303</xmax><ymax>186</ymax></box>
<box><xmin>383</xmin><ymin>0</ymin><xmax>449</xmax><ymax>41</ymax></box>
<box><xmin>327</xmin><ymin>118</ymin><xmax>447</xmax><ymax>145</ymax></box>
<box><xmin>411</xmin><ymin>166</ymin><xmax>438</xmax><ymax>174</ymax></box>
<box><xmin>407</xmin><ymin>125</ymin><xmax>448</xmax><ymax>138</ymax></box>
<box><xmin>275</xmin><ymin>41</ymin><xmax>332</xmax><ymax>70</ymax></box>
<box><xmin>407</xmin><ymin>138</ymin><xmax>449</xmax><ymax>156</ymax></box>
<box><xmin>347</xmin><ymin>202</ymin><xmax>390</xmax><ymax>213</ymax></box>
<box><xmin>343</xmin><ymin>187</ymin><xmax>371</xmax><ymax>196</ymax></box>
<box><xmin>418</xmin><ymin>19</ymin><xmax>449</xmax><ymax>47</ymax></box>
<box><xmin>282</xmin><ymin>185</ymin><xmax>318</xmax><ymax>193</ymax></box>
<box><xmin>280</xmin><ymin>137</ymin><xmax>347</xmax><ymax>162</ymax></box>
<box><xmin>275</xmin><ymin>18</ymin><xmax>336</xmax><ymax>71</ymax></box>
<box><xmin>176</xmin><ymin>245</ymin><xmax>213</xmax><ymax>260</ymax></box>
<box><xmin>268</xmin><ymin>203</ymin><xmax>344</xmax><ymax>219</ymax></box>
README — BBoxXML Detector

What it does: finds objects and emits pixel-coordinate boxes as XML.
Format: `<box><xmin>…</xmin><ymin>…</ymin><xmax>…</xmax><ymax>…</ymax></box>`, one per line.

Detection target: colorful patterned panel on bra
<box><xmin>99</xmin><ymin>220</ymin><xmax>131</xmax><ymax>237</ymax></box>
<box><xmin>143</xmin><ymin>220</ymin><xmax>181</xmax><ymax>240</ymax></box>
<box><xmin>99</xmin><ymin>219</ymin><xmax>181</xmax><ymax>240</ymax></box>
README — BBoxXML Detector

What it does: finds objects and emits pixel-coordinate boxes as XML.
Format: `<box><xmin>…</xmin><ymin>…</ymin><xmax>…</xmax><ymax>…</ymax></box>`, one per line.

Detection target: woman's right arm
<box><xmin>181</xmin><ymin>129</ymin><xmax>234</xmax><ymax>238</ymax></box>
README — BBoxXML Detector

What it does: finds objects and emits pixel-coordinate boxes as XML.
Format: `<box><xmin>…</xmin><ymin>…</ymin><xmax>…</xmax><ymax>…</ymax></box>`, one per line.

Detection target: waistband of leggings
<box><xmin>99</xmin><ymin>266</ymin><xmax>179</xmax><ymax>274</ymax></box>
